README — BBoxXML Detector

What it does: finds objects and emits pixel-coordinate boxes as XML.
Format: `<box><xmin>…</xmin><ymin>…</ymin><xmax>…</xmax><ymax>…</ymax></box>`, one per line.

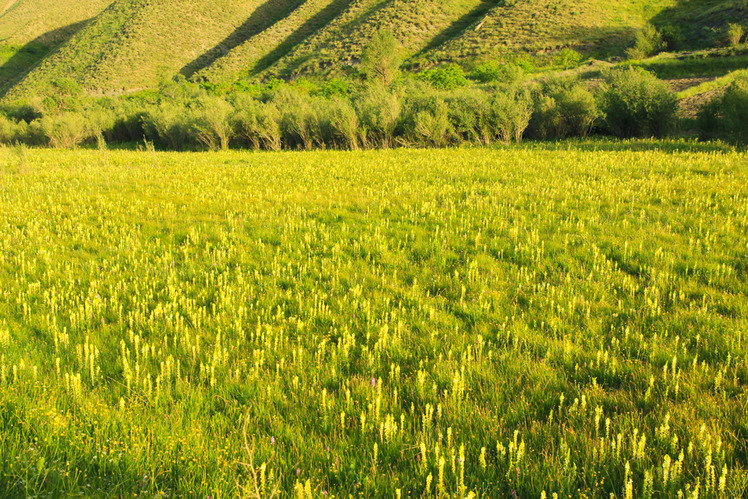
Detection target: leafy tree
<box><xmin>41</xmin><ymin>78</ymin><xmax>83</xmax><ymax>116</ymax></box>
<box><xmin>361</xmin><ymin>31</ymin><xmax>401</xmax><ymax>86</ymax></box>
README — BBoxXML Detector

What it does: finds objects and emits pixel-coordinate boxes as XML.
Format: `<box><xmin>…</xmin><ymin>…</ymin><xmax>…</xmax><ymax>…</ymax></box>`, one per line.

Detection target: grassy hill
<box><xmin>0</xmin><ymin>0</ymin><xmax>112</xmax><ymax>45</ymax></box>
<box><xmin>3</xmin><ymin>0</ymin><xmax>300</xmax><ymax>99</ymax></box>
<box><xmin>1</xmin><ymin>0</ymin><xmax>747</xmax><ymax>99</ymax></box>
<box><xmin>0</xmin><ymin>0</ymin><xmax>112</xmax><ymax>93</ymax></box>
<box><xmin>198</xmin><ymin>0</ymin><xmax>499</xmax><ymax>82</ymax></box>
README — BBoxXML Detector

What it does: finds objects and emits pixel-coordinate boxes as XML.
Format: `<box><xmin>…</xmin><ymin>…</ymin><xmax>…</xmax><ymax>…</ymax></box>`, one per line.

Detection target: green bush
<box><xmin>555</xmin><ymin>48</ymin><xmax>582</xmax><ymax>69</ymax></box>
<box><xmin>530</xmin><ymin>78</ymin><xmax>600</xmax><ymax>139</ymax></box>
<box><xmin>414</xmin><ymin>98</ymin><xmax>453</xmax><ymax>147</ymax></box>
<box><xmin>513</xmin><ymin>54</ymin><xmax>536</xmax><ymax>73</ymax></box>
<box><xmin>598</xmin><ymin>67</ymin><xmax>677</xmax><ymax>138</ymax></box>
<box><xmin>445</xmin><ymin>88</ymin><xmax>492</xmax><ymax>144</ymax></box>
<box><xmin>726</xmin><ymin>23</ymin><xmax>744</xmax><ymax>47</ymax></box>
<box><xmin>355</xmin><ymin>85</ymin><xmax>400</xmax><ymax>148</ymax></box>
<box><xmin>270</xmin><ymin>87</ymin><xmax>322</xmax><ymax>150</ymax></box>
<box><xmin>698</xmin><ymin>77</ymin><xmax>748</xmax><ymax>144</ymax></box>
<box><xmin>40</xmin><ymin>78</ymin><xmax>85</xmax><ymax>116</ymax></box>
<box><xmin>34</xmin><ymin>112</ymin><xmax>92</xmax><ymax>148</ymax></box>
<box><xmin>0</xmin><ymin>115</ymin><xmax>18</xmax><ymax>144</ymax></box>
<box><xmin>660</xmin><ymin>25</ymin><xmax>683</xmax><ymax>51</ymax></box>
<box><xmin>417</xmin><ymin>64</ymin><xmax>468</xmax><ymax>90</ymax></box>
<box><xmin>190</xmin><ymin>96</ymin><xmax>234</xmax><ymax>151</ymax></box>
<box><xmin>626</xmin><ymin>24</ymin><xmax>665</xmax><ymax>60</ymax></box>
<box><xmin>323</xmin><ymin>97</ymin><xmax>360</xmax><ymax>150</ymax></box>
<box><xmin>487</xmin><ymin>87</ymin><xmax>532</xmax><ymax>143</ymax></box>
<box><xmin>230</xmin><ymin>96</ymin><xmax>281</xmax><ymax>151</ymax></box>
<box><xmin>321</xmin><ymin>78</ymin><xmax>350</xmax><ymax>98</ymax></box>
<box><xmin>1</xmin><ymin>101</ymin><xmax>42</xmax><ymax>123</ymax></box>
<box><xmin>142</xmin><ymin>104</ymin><xmax>196</xmax><ymax>150</ymax></box>
<box><xmin>108</xmin><ymin>101</ymin><xmax>147</xmax><ymax>143</ymax></box>
<box><xmin>471</xmin><ymin>62</ymin><xmax>525</xmax><ymax>84</ymax></box>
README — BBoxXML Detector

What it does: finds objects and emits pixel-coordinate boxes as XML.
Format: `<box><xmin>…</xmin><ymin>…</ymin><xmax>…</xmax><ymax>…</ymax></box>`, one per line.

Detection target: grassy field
<box><xmin>0</xmin><ymin>143</ymin><xmax>747</xmax><ymax>497</ymax></box>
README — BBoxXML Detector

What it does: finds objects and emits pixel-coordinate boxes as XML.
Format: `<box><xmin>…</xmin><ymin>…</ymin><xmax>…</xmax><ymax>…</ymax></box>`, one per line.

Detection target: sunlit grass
<box><xmin>0</xmin><ymin>143</ymin><xmax>746</xmax><ymax>497</ymax></box>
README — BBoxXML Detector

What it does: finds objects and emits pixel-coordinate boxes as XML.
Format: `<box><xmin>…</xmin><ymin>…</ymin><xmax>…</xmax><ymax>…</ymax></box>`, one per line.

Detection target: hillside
<box><xmin>0</xmin><ymin>0</ymin><xmax>112</xmax><ymax>92</ymax></box>
<box><xmin>429</xmin><ymin>0</ymin><xmax>672</xmax><ymax>63</ymax></box>
<box><xmin>197</xmin><ymin>0</ymin><xmax>498</xmax><ymax>82</ymax></box>
<box><xmin>1</xmin><ymin>0</ymin><xmax>747</xmax><ymax>99</ymax></box>
<box><xmin>3</xmin><ymin>0</ymin><xmax>302</xmax><ymax>99</ymax></box>
<box><xmin>0</xmin><ymin>0</ymin><xmax>112</xmax><ymax>45</ymax></box>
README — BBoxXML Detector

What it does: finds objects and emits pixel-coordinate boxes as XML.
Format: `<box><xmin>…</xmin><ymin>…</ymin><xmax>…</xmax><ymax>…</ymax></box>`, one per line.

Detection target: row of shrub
<box><xmin>0</xmin><ymin>67</ymin><xmax>745</xmax><ymax>150</ymax></box>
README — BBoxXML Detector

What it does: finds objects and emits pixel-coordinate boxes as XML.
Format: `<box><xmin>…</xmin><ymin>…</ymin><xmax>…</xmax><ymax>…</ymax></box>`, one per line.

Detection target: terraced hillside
<box><xmin>1</xmin><ymin>0</ymin><xmax>747</xmax><ymax>98</ymax></box>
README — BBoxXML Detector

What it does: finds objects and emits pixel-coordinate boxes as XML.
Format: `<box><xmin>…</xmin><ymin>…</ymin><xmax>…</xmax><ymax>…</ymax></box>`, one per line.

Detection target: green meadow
<box><xmin>0</xmin><ymin>143</ymin><xmax>746</xmax><ymax>498</ymax></box>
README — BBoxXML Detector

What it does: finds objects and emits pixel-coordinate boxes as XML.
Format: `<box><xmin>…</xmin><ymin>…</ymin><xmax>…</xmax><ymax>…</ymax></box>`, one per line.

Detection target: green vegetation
<box><xmin>528</xmin><ymin>77</ymin><xmax>600</xmax><ymax>139</ymax></box>
<box><xmin>726</xmin><ymin>23</ymin><xmax>745</xmax><ymax>47</ymax></box>
<box><xmin>627</xmin><ymin>24</ymin><xmax>666</xmax><ymax>60</ymax></box>
<box><xmin>0</xmin><ymin>144</ymin><xmax>746</xmax><ymax>497</ymax></box>
<box><xmin>698</xmin><ymin>75</ymin><xmax>748</xmax><ymax>144</ymax></box>
<box><xmin>629</xmin><ymin>49</ymin><xmax>748</xmax><ymax>79</ymax></box>
<box><xmin>0</xmin><ymin>0</ymin><xmax>110</xmax><ymax>45</ymax></box>
<box><xmin>360</xmin><ymin>30</ymin><xmax>401</xmax><ymax>88</ymax></box>
<box><xmin>651</xmin><ymin>1</ymin><xmax>748</xmax><ymax>51</ymax></box>
<box><xmin>676</xmin><ymin>69</ymin><xmax>748</xmax><ymax>99</ymax></box>
<box><xmin>4</xmin><ymin>62</ymin><xmax>748</xmax><ymax>150</ymax></box>
<box><xmin>1</xmin><ymin>0</ymin><xmax>746</xmax><ymax>98</ymax></box>
<box><xmin>598</xmin><ymin>66</ymin><xmax>678</xmax><ymax>138</ymax></box>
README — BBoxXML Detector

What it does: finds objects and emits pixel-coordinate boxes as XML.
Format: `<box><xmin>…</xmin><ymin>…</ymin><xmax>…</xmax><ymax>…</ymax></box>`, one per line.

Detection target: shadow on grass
<box><xmin>519</xmin><ymin>137</ymin><xmax>742</xmax><ymax>154</ymax></box>
<box><xmin>250</xmin><ymin>0</ymin><xmax>353</xmax><ymax>77</ymax></box>
<box><xmin>180</xmin><ymin>0</ymin><xmax>306</xmax><ymax>79</ymax></box>
<box><xmin>0</xmin><ymin>20</ymin><xmax>89</xmax><ymax>98</ymax></box>
<box><xmin>634</xmin><ymin>51</ymin><xmax>748</xmax><ymax>79</ymax></box>
<box><xmin>650</xmin><ymin>0</ymin><xmax>748</xmax><ymax>50</ymax></box>
<box><xmin>410</xmin><ymin>0</ymin><xmax>502</xmax><ymax>61</ymax></box>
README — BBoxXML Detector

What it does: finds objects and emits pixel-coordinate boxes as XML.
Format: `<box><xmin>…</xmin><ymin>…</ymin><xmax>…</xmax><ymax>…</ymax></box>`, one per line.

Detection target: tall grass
<box><xmin>0</xmin><ymin>145</ymin><xmax>746</xmax><ymax>497</ymax></box>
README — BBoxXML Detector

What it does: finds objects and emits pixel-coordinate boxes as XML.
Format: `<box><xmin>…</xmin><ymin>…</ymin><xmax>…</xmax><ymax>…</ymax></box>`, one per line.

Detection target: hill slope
<box><xmin>0</xmin><ymin>0</ymin><xmax>112</xmax><ymax>45</ymax></box>
<box><xmin>3</xmin><ymin>0</ymin><xmax>289</xmax><ymax>99</ymax></box>
<box><xmin>430</xmin><ymin>0</ymin><xmax>672</xmax><ymax>62</ymax></box>
<box><xmin>2</xmin><ymin>0</ymin><xmax>747</xmax><ymax>99</ymax></box>
<box><xmin>198</xmin><ymin>0</ymin><xmax>497</xmax><ymax>82</ymax></box>
<box><xmin>0</xmin><ymin>0</ymin><xmax>112</xmax><ymax>93</ymax></box>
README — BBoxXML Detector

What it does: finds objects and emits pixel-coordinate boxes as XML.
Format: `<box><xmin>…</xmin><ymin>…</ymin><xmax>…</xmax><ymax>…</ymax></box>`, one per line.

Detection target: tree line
<box><xmin>0</xmin><ymin>31</ymin><xmax>746</xmax><ymax>150</ymax></box>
